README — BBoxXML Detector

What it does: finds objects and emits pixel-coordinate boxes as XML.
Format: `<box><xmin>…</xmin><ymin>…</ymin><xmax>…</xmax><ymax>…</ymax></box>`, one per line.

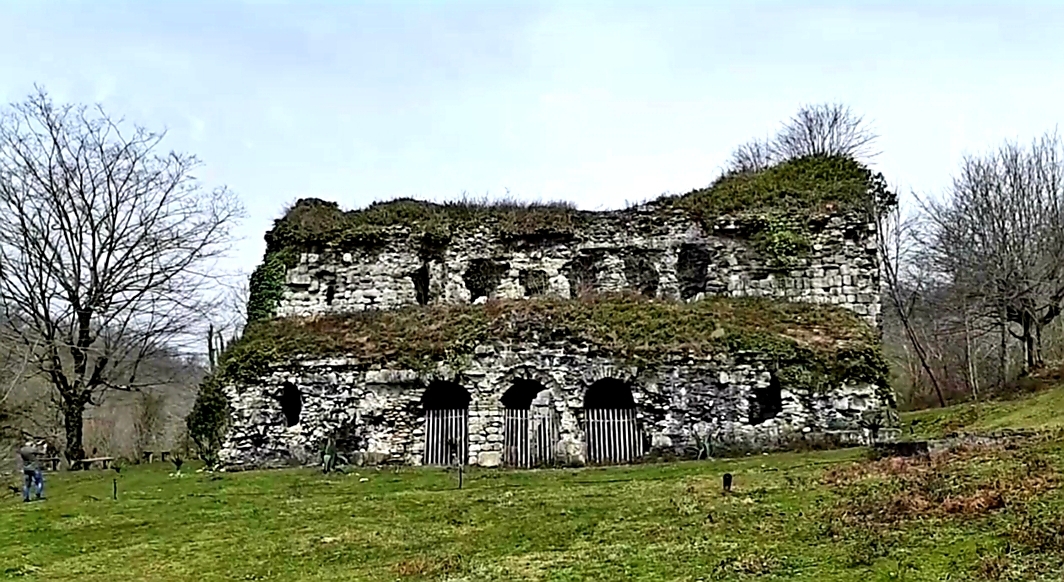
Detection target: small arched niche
<box><xmin>749</xmin><ymin>374</ymin><xmax>783</xmax><ymax>425</ymax></box>
<box><xmin>280</xmin><ymin>382</ymin><xmax>303</xmax><ymax>427</ymax></box>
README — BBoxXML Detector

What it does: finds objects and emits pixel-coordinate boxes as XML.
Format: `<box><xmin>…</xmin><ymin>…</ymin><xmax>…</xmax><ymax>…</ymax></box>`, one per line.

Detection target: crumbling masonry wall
<box><xmin>219</xmin><ymin>341</ymin><xmax>895</xmax><ymax>469</ymax></box>
<box><xmin>276</xmin><ymin>204</ymin><xmax>882</xmax><ymax>327</ymax></box>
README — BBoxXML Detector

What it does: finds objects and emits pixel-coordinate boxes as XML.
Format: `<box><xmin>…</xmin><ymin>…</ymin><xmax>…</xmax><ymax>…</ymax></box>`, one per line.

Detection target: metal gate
<box><xmin>584</xmin><ymin>408</ymin><xmax>643</xmax><ymax>464</ymax></box>
<box><xmin>424</xmin><ymin>409</ymin><xmax>468</xmax><ymax>465</ymax></box>
<box><xmin>504</xmin><ymin>408</ymin><xmax>559</xmax><ymax>468</ymax></box>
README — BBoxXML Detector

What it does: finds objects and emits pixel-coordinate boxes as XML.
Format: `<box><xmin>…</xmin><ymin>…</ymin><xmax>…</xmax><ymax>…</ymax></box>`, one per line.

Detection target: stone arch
<box><xmin>496</xmin><ymin>365</ymin><xmax>564</xmax><ymax>404</ymax></box>
<box><xmin>501</xmin><ymin>377</ymin><xmax>559</xmax><ymax>467</ymax></box>
<box><xmin>579</xmin><ymin>363</ymin><xmax>639</xmax><ymax>388</ymax></box>
<box><xmin>421</xmin><ymin>380</ymin><xmax>471</xmax><ymax>410</ymax></box>
<box><xmin>421</xmin><ymin>380</ymin><xmax>470</xmax><ymax>465</ymax></box>
<box><xmin>583</xmin><ymin>377</ymin><xmax>636</xmax><ymax>409</ymax></box>
<box><xmin>495</xmin><ymin>366</ymin><xmax>565</xmax><ymax>467</ymax></box>
<box><xmin>279</xmin><ymin>382</ymin><xmax>302</xmax><ymax>427</ymax></box>
<box><xmin>501</xmin><ymin>378</ymin><xmax>549</xmax><ymax>410</ymax></box>
<box><xmin>582</xmin><ymin>378</ymin><xmax>643</xmax><ymax>464</ymax></box>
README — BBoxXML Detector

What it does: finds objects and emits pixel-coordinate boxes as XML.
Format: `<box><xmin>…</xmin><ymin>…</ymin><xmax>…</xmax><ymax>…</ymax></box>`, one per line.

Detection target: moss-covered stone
<box><xmin>219</xmin><ymin>294</ymin><xmax>886</xmax><ymax>394</ymax></box>
<box><xmin>671</xmin><ymin>154</ymin><xmax>892</xmax><ymax>218</ymax></box>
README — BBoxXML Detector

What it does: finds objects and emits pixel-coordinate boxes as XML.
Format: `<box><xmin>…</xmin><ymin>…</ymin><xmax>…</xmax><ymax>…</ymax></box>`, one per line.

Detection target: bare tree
<box><xmin>923</xmin><ymin>130</ymin><xmax>1064</xmax><ymax>373</ymax></box>
<box><xmin>770</xmin><ymin>103</ymin><xmax>879</xmax><ymax>161</ymax></box>
<box><xmin>0</xmin><ymin>87</ymin><xmax>243</xmax><ymax>461</ymax></box>
<box><xmin>728</xmin><ymin>138</ymin><xmax>776</xmax><ymax>174</ymax></box>
<box><xmin>876</xmin><ymin>198</ymin><xmax>948</xmax><ymax>406</ymax></box>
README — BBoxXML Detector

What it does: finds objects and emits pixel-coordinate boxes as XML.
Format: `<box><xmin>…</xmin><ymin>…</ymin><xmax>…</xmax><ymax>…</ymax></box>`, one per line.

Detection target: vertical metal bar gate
<box><xmin>423</xmin><ymin>409</ymin><xmax>468</xmax><ymax>466</ymax></box>
<box><xmin>503</xmin><ymin>408</ymin><xmax>559</xmax><ymax>468</ymax></box>
<box><xmin>584</xmin><ymin>408</ymin><xmax>642</xmax><ymax>465</ymax></box>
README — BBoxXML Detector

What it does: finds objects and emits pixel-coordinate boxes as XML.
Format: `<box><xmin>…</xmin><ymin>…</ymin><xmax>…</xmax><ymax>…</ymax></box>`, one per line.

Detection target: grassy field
<box><xmin>5</xmin><ymin>387</ymin><xmax>1064</xmax><ymax>581</ymax></box>
<box><xmin>4</xmin><ymin>436</ymin><xmax>1064</xmax><ymax>582</ymax></box>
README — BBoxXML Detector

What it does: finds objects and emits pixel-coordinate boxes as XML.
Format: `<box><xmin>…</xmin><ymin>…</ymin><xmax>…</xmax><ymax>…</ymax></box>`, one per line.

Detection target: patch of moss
<box><xmin>672</xmin><ymin>154</ymin><xmax>893</xmax><ymax>218</ymax></box>
<box><xmin>220</xmin><ymin>294</ymin><xmax>886</xmax><ymax>396</ymax></box>
<box><xmin>263</xmin><ymin>197</ymin><xmax>582</xmax><ymax>256</ymax></box>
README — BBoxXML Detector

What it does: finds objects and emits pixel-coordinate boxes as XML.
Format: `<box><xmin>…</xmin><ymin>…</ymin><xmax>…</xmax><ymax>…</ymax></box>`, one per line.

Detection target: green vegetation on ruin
<box><xmin>263</xmin><ymin>196</ymin><xmax>584</xmax><ymax>258</ymax></box>
<box><xmin>244</xmin><ymin>154</ymin><xmax>893</xmax><ymax>322</ymax></box>
<box><xmin>5</xmin><ymin>436</ymin><xmax>1064</xmax><ymax>581</ymax></box>
<box><xmin>670</xmin><ymin>154</ymin><xmax>891</xmax><ymax>218</ymax></box>
<box><xmin>262</xmin><ymin>155</ymin><xmax>887</xmax><ymax>257</ymax></box>
<box><xmin>221</xmin><ymin>294</ymin><xmax>886</xmax><ymax>395</ymax></box>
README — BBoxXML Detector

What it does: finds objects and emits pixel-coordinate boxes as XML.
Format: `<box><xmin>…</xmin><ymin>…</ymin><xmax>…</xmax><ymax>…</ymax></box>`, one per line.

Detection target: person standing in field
<box><xmin>18</xmin><ymin>441</ymin><xmax>44</xmax><ymax>502</ymax></box>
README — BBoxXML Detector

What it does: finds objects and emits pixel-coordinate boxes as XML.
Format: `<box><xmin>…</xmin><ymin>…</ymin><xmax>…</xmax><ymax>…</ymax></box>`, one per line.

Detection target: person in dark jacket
<box><xmin>18</xmin><ymin>441</ymin><xmax>44</xmax><ymax>502</ymax></box>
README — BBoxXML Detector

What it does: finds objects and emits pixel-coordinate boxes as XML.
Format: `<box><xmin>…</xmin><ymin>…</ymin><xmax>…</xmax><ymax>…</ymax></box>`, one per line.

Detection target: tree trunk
<box><xmin>1021</xmin><ymin>312</ymin><xmax>1042</xmax><ymax>372</ymax></box>
<box><xmin>63</xmin><ymin>396</ymin><xmax>88</xmax><ymax>463</ymax></box>
<box><xmin>964</xmin><ymin>308</ymin><xmax>979</xmax><ymax>400</ymax></box>
<box><xmin>999</xmin><ymin>302</ymin><xmax>1008</xmax><ymax>388</ymax></box>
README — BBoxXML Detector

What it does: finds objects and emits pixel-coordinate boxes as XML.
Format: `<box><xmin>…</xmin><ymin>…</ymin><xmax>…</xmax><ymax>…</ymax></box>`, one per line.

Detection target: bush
<box><xmin>186</xmin><ymin>375</ymin><xmax>230</xmax><ymax>467</ymax></box>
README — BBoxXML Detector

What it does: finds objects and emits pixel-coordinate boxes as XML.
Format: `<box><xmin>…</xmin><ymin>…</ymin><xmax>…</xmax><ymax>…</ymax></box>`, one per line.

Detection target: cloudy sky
<box><xmin>2</xmin><ymin>0</ymin><xmax>1063</xmax><ymax>282</ymax></box>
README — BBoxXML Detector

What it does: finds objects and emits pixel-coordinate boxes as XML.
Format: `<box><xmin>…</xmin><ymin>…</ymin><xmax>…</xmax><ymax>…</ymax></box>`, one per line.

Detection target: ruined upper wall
<box><xmin>249</xmin><ymin>155</ymin><xmax>891</xmax><ymax>327</ymax></box>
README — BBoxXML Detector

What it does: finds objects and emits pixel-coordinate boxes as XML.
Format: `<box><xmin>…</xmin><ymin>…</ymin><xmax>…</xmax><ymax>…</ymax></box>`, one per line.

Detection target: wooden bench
<box><xmin>72</xmin><ymin>457</ymin><xmax>115</xmax><ymax>470</ymax></box>
<box><xmin>38</xmin><ymin>457</ymin><xmax>61</xmax><ymax>471</ymax></box>
<box><xmin>141</xmin><ymin>451</ymin><xmax>171</xmax><ymax>463</ymax></box>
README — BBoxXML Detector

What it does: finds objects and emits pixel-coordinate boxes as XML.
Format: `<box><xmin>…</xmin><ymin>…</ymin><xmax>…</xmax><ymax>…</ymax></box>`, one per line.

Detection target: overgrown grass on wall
<box><xmin>222</xmin><ymin>294</ymin><xmax>887</xmax><ymax>397</ymax></box>
<box><xmin>244</xmin><ymin>154</ymin><xmax>895</xmax><ymax>322</ymax></box>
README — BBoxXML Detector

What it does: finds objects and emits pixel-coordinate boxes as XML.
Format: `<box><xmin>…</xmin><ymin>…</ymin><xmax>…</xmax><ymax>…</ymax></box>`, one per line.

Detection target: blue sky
<box><xmin>3</xmin><ymin>0</ymin><xmax>1064</xmax><ymax>282</ymax></box>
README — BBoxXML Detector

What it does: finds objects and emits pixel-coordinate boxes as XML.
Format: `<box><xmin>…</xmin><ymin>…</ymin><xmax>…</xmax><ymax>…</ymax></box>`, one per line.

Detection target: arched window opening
<box><xmin>422</xmin><ymin>380</ymin><xmax>470</xmax><ymax>466</ymax></box>
<box><xmin>502</xmin><ymin>379</ymin><xmax>558</xmax><ymax>468</ymax></box>
<box><xmin>583</xmin><ymin>378</ymin><xmax>635</xmax><ymax>409</ymax></box>
<box><xmin>280</xmin><ymin>382</ymin><xmax>303</xmax><ymax>427</ymax></box>
<box><xmin>501</xmin><ymin>378</ymin><xmax>549</xmax><ymax>410</ymax></box>
<box><xmin>582</xmin><ymin>378</ymin><xmax>642</xmax><ymax>464</ymax></box>
<box><xmin>749</xmin><ymin>375</ymin><xmax>783</xmax><ymax>425</ymax></box>
<box><xmin>421</xmin><ymin>380</ymin><xmax>471</xmax><ymax>410</ymax></box>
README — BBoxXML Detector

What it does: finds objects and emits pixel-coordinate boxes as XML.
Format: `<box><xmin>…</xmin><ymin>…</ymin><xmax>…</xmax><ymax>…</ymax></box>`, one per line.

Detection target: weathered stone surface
<box><xmin>274</xmin><ymin>206</ymin><xmax>881</xmax><ymax>328</ymax></box>
<box><xmin>219</xmin><ymin>344</ymin><xmax>895</xmax><ymax>469</ymax></box>
<box><xmin>222</xmin><ymin>203</ymin><xmax>893</xmax><ymax>469</ymax></box>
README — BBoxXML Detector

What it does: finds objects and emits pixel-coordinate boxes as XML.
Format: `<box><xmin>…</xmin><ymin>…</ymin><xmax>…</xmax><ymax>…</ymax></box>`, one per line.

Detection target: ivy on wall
<box><xmin>246</xmin><ymin>252</ymin><xmax>290</xmax><ymax>324</ymax></box>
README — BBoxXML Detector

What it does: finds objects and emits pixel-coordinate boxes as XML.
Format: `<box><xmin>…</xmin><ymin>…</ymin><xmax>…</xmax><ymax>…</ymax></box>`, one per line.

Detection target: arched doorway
<box><xmin>501</xmin><ymin>379</ymin><xmax>559</xmax><ymax>468</ymax></box>
<box><xmin>421</xmin><ymin>380</ymin><xmax>470</xmax><ymax>466</ymax></box>
<box><xmin>583</xmin><ymin>378</ymin><xmax>643</xmax><ymax>465</ymax></box>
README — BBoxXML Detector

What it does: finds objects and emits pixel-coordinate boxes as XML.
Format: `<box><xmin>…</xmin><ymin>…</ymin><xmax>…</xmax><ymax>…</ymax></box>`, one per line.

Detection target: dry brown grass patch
<box><xmin>823</xmin><ymin>442</ymin><xmax>1058</xmax><ymax>523</ymax></box>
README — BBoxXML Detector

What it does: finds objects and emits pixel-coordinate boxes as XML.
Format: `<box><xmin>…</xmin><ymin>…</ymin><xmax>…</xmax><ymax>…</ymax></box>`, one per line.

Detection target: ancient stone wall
<box><xmin>220</xmin><ymin>341</ymin><xmax>896</xmax><ymax>469</ymax></box>
<box><xmin>276</xmin><ymin>204</ymin><xmax>882</xmax><ymax>327</ymax></box>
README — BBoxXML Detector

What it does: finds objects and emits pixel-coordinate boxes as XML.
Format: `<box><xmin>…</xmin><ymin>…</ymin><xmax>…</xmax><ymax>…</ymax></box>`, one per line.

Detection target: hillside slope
<box><xmin>902</xmin><ymin>386</ymin><xmax>1064</xmax><ymax>439</ymax></box>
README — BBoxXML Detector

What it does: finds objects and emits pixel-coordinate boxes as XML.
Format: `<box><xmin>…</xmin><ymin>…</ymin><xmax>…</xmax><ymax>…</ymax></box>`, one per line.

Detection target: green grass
<box><xmin>901</xmin><ymin>385</ymin><xmax>1064</xmax><ymax>439</ymax></box>
<box><xmin>4</xmin><ymin>443</ymin><xmax>1064</xmax><ymax>581</ymax></box>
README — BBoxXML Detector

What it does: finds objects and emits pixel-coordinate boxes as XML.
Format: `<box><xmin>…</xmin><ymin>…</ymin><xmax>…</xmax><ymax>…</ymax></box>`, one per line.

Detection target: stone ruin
<box><xmin>217</xmin><ymin>162</ymin><xmax>899</xmax><ymax>469</ymax></box>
